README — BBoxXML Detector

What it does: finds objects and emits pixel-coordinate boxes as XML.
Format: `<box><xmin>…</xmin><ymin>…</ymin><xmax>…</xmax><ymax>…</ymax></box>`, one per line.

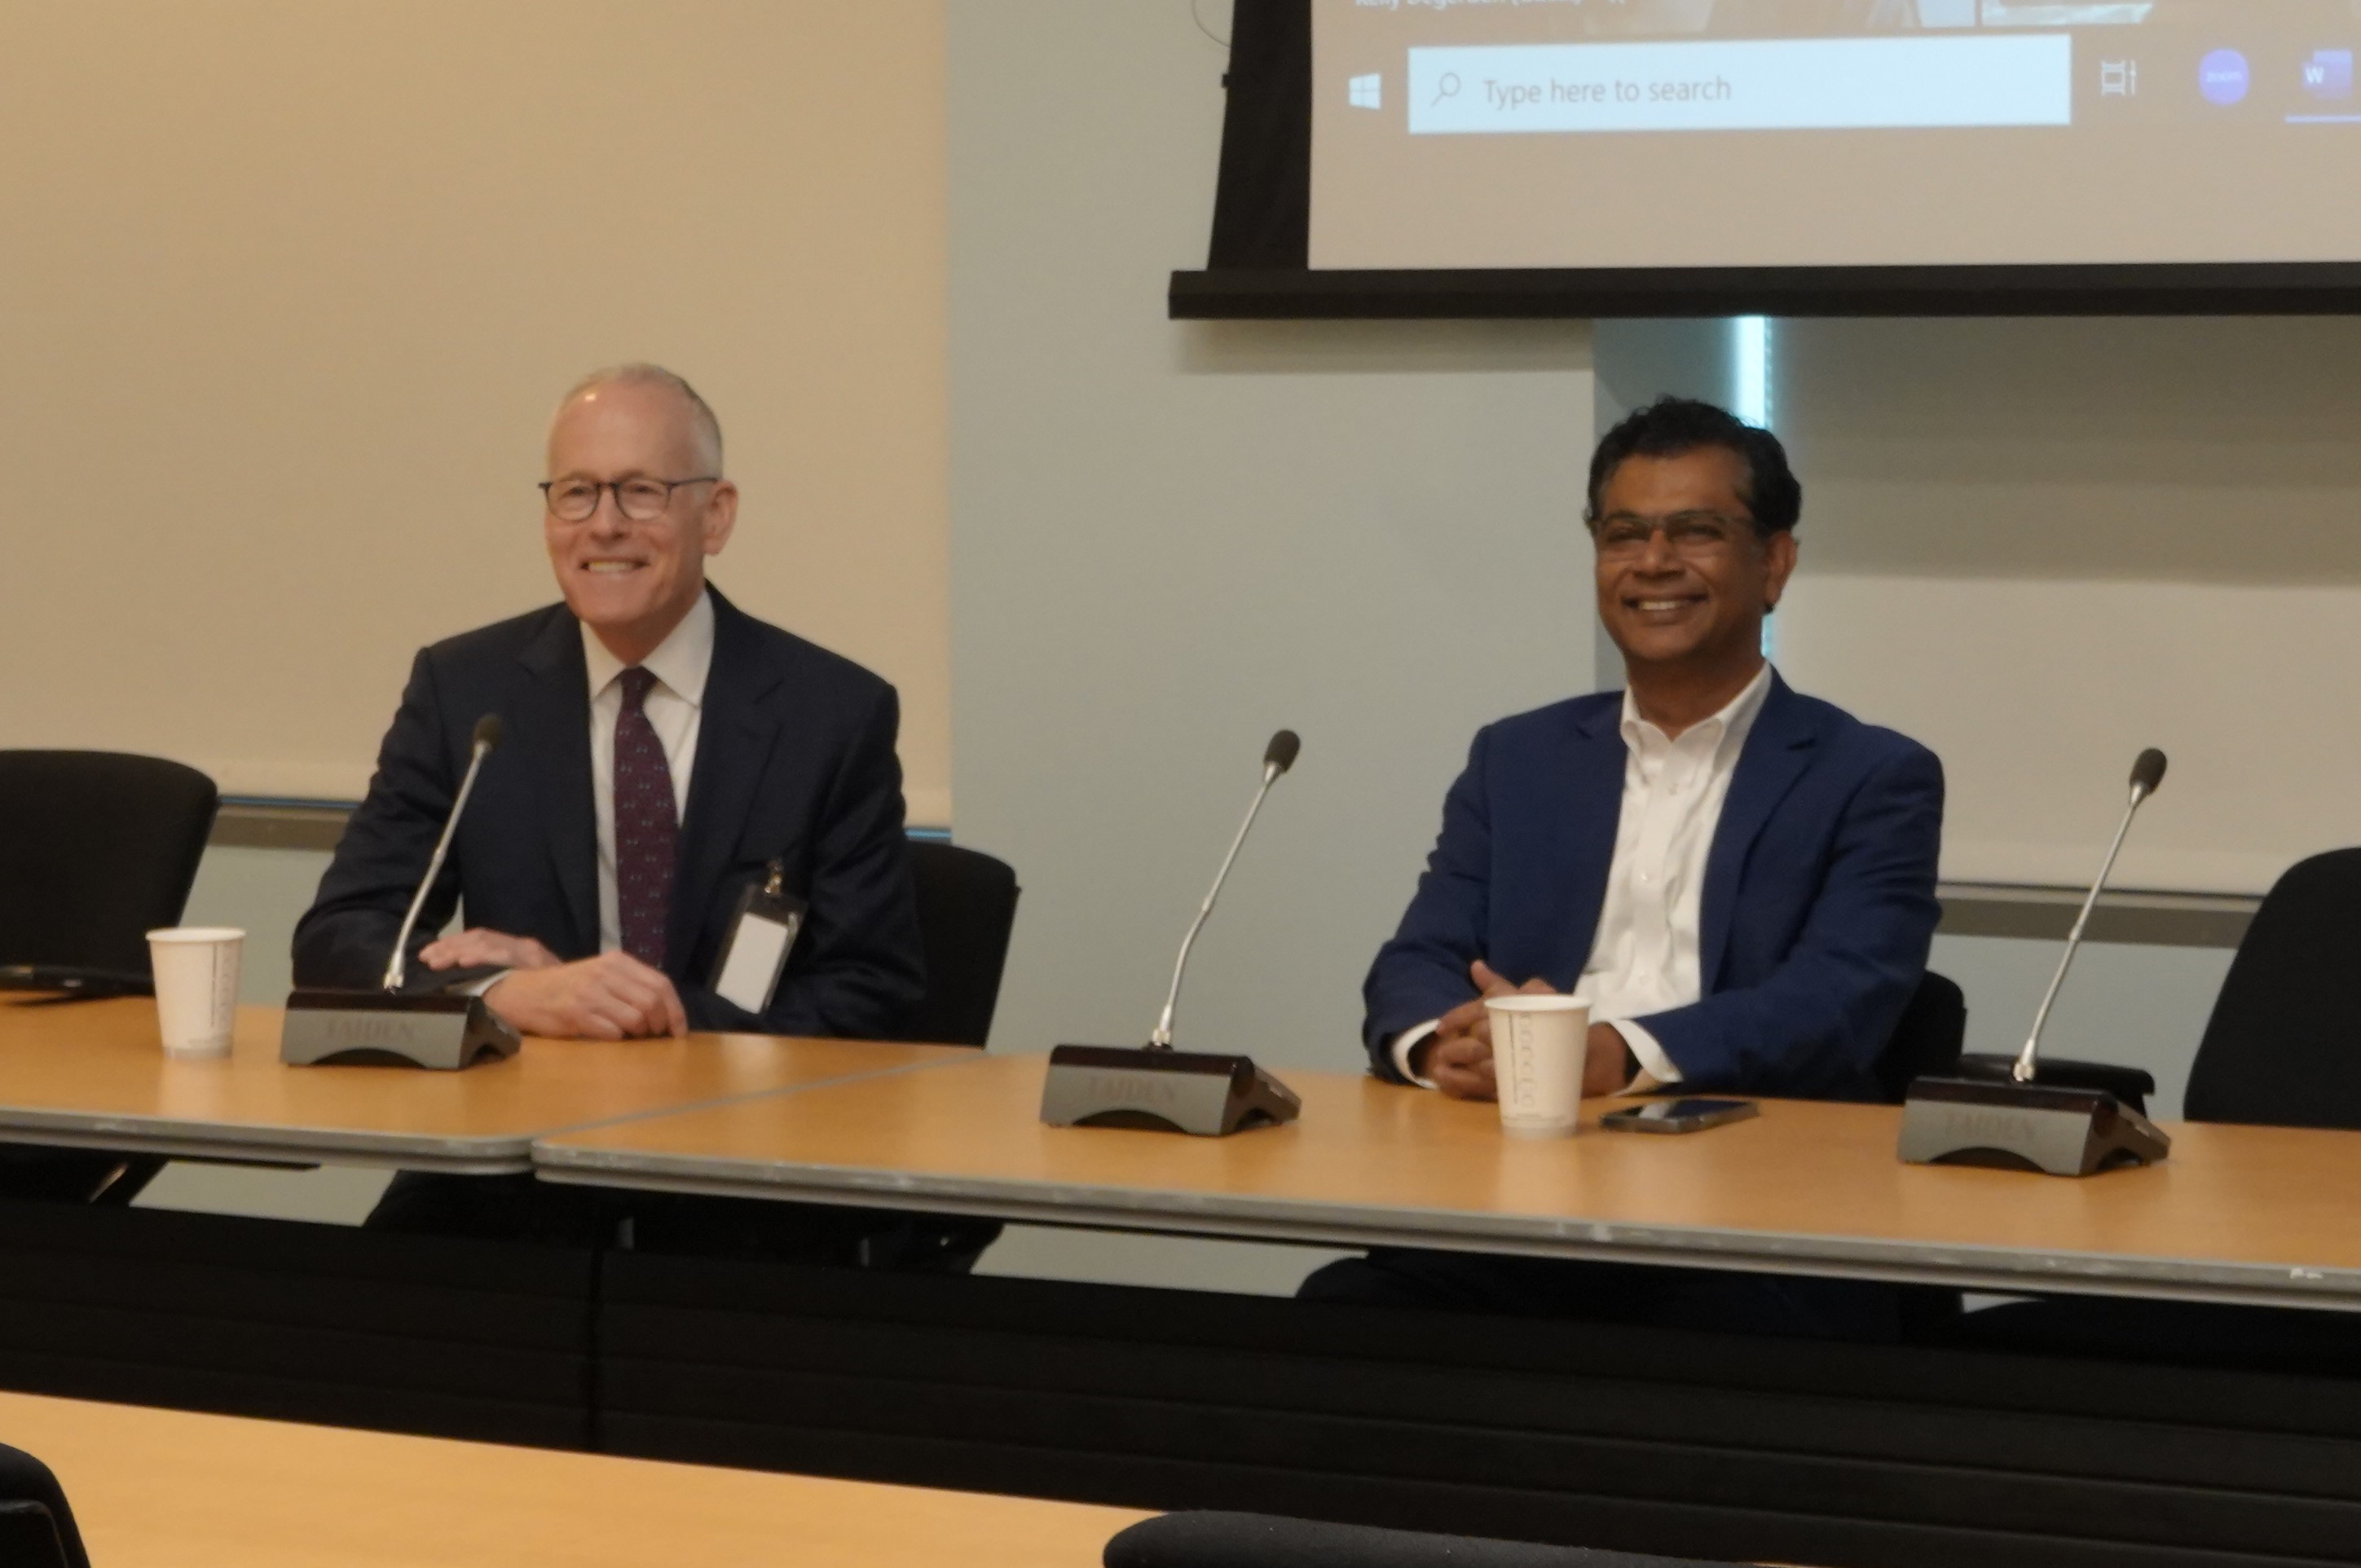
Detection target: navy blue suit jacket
<box><xmin>1364</xmin><ymin>675</ymin><xmax>1943</xmax><ymax>1100</ymax></box>
<box><xmin>293</xmin><ymin>586</ymin><xmax>924</xmax><ymax>1037</ymax></box>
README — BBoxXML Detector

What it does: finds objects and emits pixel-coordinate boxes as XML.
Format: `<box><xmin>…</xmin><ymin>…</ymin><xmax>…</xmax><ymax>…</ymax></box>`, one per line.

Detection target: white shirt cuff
<box><xmin>1609</xmin><ymin>1019</ymin><xmax>1683</xmax><ymax>1089</ymax></box>
<box><xmin>1390</xmin><ymin>1020</ymin><xmax>1443</xmax><ymax>1089</ymax></box>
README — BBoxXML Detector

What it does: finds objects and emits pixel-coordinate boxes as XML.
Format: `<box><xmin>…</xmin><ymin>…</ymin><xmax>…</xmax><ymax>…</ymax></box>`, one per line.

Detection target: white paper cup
<box><xmin>1487</xmin><ymin>993</ymin><xmax>1590</xmax><ymax>1138</ymax></box>
<box><xmin>147</xmin><ymin>927</ymin><xmax>244</xmax><ymax>1059</ymax></box>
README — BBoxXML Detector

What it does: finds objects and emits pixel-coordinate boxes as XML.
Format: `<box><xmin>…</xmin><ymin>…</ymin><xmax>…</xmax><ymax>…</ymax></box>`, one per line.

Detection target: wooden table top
<box><xmin>0</xmin><ymin>998</ymin><xmax>968</xmax><ymax>1172</ymax></box>
<box><xmin>0</xmin><ymin>1390</ymin><xmax>1147</xmax><ymax>1568</ymax></box>
<box><xmin>540</xmin><ymin>1052</ymin><xmax>2361</xmax><ymax>1310</ymax></box>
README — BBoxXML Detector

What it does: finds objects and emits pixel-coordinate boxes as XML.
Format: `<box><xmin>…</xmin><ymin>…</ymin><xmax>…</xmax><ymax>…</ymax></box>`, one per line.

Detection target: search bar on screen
<box><xmin>1409</xmin><ymin>36</ymin><xmax>2074</xmax><ymax>134</ymax></box>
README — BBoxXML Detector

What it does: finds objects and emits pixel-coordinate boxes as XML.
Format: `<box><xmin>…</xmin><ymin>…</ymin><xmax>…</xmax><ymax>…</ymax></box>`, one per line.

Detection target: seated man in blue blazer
<box><xmin>1302</xmin><ymin>396</ymin><xmax>1944</xmax><ymax>1336</ymax></box>
<box><xmin>295</xmin><ymin>365</ymin><xmax>958</xmax><ymax>1261</ymax></box>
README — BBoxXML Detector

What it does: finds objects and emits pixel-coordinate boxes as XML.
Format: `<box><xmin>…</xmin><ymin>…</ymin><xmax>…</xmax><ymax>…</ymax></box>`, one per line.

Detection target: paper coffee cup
<box><xmin>147</xmin><ymin>927</ymin><xmax>244</xmax><ymax>1059</ymax></box>
<box><xmin>1487</xmin><ymin>993</ymin><xmax>1590</xmax><ymax>1138</ymax></box>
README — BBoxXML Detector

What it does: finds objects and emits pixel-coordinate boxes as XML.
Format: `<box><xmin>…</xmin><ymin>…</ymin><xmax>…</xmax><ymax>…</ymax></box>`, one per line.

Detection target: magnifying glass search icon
<box><xmin>1431</xmin><ymin>72</ymin><xmax>1461</xmax><ymax>108</ymax></box>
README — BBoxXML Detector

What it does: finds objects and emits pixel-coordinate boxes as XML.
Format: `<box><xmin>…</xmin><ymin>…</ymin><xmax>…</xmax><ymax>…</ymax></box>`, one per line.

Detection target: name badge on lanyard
<box><xmin>711</xmin><ymin>859</ymin><xmax>805</xmax><ymax>1016</ymax></box>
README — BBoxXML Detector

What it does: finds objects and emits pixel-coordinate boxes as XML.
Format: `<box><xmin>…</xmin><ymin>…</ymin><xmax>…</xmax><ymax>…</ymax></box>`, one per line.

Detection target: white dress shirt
<box><xmin>579</xmin><ymin>590</ymin><xmax>713</xmax><ymax>954</ymax></box>
<box><xmin>1393</xmin><ymin>663</ymin><xmax>1775</xmax><ymax>1090</ymax></box>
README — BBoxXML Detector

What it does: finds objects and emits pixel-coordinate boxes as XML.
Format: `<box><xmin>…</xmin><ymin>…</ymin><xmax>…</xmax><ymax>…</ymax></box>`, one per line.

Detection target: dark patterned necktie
<box><xmin>614</xmin><ymin>667</ymin><xmax>678</xmax><ymax>968</ymax></box>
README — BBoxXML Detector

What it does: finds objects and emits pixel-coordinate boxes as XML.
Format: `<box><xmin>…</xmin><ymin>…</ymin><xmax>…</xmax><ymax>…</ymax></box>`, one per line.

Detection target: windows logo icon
<box><xmin>1348</xmin><ymin>73</ymin><xmax>1381</xmax><ymax>111</ymax></box>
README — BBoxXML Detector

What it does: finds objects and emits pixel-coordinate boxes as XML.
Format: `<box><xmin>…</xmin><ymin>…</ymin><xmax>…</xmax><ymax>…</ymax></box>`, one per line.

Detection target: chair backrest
<box><xmin>895</xmin><ymin>841</ymin><xmax>1020</xmax><ymax>1048</ymax></box>
<box><xmin>2184</xmin><ymin>848</ymin><xmax>2361</xmax><ymax>1128</ymax></box>
<box><xmin>0</xmin><ymin>751</ymin><xmax>219</xmax><ymax>977</ymax></box>
<box><xmin>0</xmin><ymin>1443</ymin><xmax>90</xmax><ymax>1568</ymax></box>
<box><xmin>0</xmin><ymin>1504</ymin><xmax>72</xmax><ymax>1568</ymax></box>
<box><xmin>1106</xmin><ymin>1511</ymin><xmax>1709</xmax><ymax>1568</ymax></box>
<box><xmin>1871</xmin><ymin>970</ymin><xmax>1967</xmax><ymax>1103</ymax></box>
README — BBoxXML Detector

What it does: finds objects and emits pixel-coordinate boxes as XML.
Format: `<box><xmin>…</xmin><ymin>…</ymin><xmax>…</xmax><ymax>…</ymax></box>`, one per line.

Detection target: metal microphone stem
<box><xmin>2012</xmin><ymin>782</ymin><xmax>2154</xmax><ymax>1083</ymax></box>
<box><xmin>1148</xmin><ymin>760</ymin><xmax>1281</xmax><ymax>1051</ymax></box>
<box><xmin>381</xmin><ymin>739</ymin><xmax>495</xmax><ymax>993</ymax></box>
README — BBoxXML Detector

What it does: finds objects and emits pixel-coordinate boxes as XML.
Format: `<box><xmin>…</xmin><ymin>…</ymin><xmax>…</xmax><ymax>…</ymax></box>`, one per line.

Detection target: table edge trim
<box><xmin>529</xmin><ymin>1147</ymin><xmax>2361</xmax><ymax>1312</ymax></box>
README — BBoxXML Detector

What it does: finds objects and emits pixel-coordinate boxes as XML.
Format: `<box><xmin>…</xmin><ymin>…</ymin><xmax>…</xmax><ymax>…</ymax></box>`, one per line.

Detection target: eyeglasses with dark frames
<box><xmin>540</xmin><ymin>475</ymin><xmax>719</xmax><ymax>524</ymax></box>
<box><xmin>1589</xmin><ymin>509</ymin><xmax>1754</xmax><ymax>560</ymax></box>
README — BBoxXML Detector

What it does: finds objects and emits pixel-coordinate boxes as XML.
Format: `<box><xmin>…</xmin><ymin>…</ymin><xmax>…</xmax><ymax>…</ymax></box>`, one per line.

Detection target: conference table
<box><xmin>535</xmin><ymin>1050</ymin><xmax>2361</xmax><ymax>1314</ymax></box>
<box><xmin>0</xmin><ymin>998</ymin><xmax>965</xmax><ymax>1172</ymax></box>
<box><xmin>7</xmin><ymin>998</ymin><xmax>2361</xmax><ymax>1310</ymax></box>
<box><xmin>9</xmin><ymin>1002</ymin><xmax>2361</xmax><ymax>1566</ymax></box>
<box><xmin>0</xmin><ymin>1389</ymin><xmax>1148</xmax><ymax>1568</ymax></box>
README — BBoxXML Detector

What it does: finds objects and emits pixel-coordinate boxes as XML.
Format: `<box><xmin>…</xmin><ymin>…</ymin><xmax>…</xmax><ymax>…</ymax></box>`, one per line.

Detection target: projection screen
<box><xmin>1312</xmin><ymin>1</ymin><xmax>2361</xmax><ymax>273</ymax></box>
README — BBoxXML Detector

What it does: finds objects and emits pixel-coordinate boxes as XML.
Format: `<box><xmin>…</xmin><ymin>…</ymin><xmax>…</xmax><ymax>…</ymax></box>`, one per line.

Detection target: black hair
<box><xmin>1584</xmin><ymin>395</ymin><xmax>1801</xmax><ymax>538</ymax></box>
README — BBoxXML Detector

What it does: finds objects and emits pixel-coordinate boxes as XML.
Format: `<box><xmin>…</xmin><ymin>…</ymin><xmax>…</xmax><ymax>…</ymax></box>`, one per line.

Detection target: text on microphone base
<box><xmin>1041</xmin><ymin>1044</ymin><xmax>1302</xmax><ymax>1137</ymax></box>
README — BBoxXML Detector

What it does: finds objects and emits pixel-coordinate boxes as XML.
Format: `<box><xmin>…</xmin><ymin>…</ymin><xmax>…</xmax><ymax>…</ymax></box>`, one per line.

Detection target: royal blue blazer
<box><xmin>293</xmin><ymin>586</ymin><xmax>924</xmax><ymax>1038</ymax></box>
<box><xmin>1364</xmin><ymin>675</ymin><xmax>1944</xmax><ymax>1100</ymax></box>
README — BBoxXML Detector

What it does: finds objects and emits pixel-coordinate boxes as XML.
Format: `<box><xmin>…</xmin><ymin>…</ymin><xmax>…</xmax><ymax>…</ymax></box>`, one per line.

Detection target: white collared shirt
<box><xmin>1392</xmin><ymin>663</ymin><xmax>1775</xmax><ymax>1090</ymax></box>
<box><xmin>579</xmin><ymin>590</ymin><xmax>715</xmax><ymax>954</ymax></box>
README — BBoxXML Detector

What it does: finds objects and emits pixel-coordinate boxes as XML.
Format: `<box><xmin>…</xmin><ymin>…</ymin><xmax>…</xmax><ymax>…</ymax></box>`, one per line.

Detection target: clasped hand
<box><xmin>419</xmin><ymin>928</ymin><xmax>686</xmax><ymax>1040</ymax></box>
<box><xmin>1413</xmin><ymin>960</ymin><xmax>1632</xmax><ymax>1102</ymax></box>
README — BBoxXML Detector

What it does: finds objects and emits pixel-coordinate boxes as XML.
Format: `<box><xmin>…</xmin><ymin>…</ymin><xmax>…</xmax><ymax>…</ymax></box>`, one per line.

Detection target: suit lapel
<box><xmin>1543</xmin><ymin>699</ymin><xmax>1628</xmax><ymax>989</ymax></box>
<box><xmin>513</xmin><ymin>612</ymin><xmax>599</xmax><ymax>957</ymax></box>
<box><xmin>669</xmin><ymin>588</ymin><xmax>782</xmax><ymax>976</ymax></box>
<box><xmin>1700</xmin><ymin>673</ymin><xmax>1819</xmax><ymax>985</ymax></box>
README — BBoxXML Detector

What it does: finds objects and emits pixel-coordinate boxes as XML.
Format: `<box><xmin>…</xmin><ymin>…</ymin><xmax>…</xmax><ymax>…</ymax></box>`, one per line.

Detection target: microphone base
<box><xmin>1041</xmin><ymin>1044</ymin><xmax>1302</xmax><ymax>1137</ymax></box>
<box><xmin>280</xmin><ymin>989</ymin><xmax>522</xmax><ymax>1071</ymax></box>
<box><xmin>1956</xmin><ymin>1051</ymin><xmax>2158</xmax><ymax>1117</ymax></box>
<box><xmin>1898</xmin><ymin>1075</ymin><xmax>2171</xmax><ymax>1178</ymax></box>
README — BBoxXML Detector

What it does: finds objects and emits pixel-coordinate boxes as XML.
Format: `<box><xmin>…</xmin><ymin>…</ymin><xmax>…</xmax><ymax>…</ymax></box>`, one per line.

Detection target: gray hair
<box><xmin>559</xmin><ymin>363</ymin><xmax>725</xmax><ymax>475</ymax></box>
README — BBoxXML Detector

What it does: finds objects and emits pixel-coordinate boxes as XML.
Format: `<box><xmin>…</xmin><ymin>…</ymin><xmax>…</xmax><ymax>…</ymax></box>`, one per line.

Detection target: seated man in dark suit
<box><xmin>1302</xmin><ymin>396</ymin><xmax>1944</xmax><ymax>1337</ymax></box>
<box><xmin>295</xmin><ymin>364</ymin><xmax>958</xmax><ymax>1261</ymax></box>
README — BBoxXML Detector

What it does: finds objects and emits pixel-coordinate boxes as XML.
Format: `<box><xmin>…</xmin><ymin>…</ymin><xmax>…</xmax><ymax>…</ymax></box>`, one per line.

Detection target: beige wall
<box><xmin>948</xmin><ymin>2</ymin><xmax>1597</xmax><ymax>1079</ymax></box>
<box><xmin>1772</xmin><ymin>316</ymin><xmax>2361</xmax><ymax>896</ymax></box>
<box><xmin>0</xmin><ymin>1</ymin><xmax>952</xmax><ymax>825</ymax></box>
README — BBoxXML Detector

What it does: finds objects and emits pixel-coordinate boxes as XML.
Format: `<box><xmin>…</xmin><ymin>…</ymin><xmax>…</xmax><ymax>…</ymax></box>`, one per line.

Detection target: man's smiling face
<box><xmin>1590</xmin><ymin>446</ymin><xmax>1794</xmax><ymax>675</ymax></box>
<box><xmin>543</xmin><ymin>378</ymin><xmax>736</xmax><ymax>662</ymax></box>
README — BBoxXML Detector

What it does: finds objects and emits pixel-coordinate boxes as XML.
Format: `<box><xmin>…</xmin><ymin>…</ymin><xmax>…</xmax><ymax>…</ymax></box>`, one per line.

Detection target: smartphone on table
<box><xmin>1598</xmin><ymin>1098</ymin><xmax>1759</xmax><ymax>1134</ymax></box>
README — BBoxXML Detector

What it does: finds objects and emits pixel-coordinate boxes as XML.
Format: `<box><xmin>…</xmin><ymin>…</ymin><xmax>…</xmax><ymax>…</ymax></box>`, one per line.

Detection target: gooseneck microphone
<box><xmin>2011</xmin><ymin>747</ymin><xmax>2168</xmax><ymax>1083</ymax></box>
<box><xmin>1038</xmin><ymin>729</ymin><xmax>1306</xmax><ymax>1136</ymax></box>
<box><xmin>282</xmin><ymin>711</ymin><xmax>522</xmax><ymax>1071</ymax></box>
<box><xmin>1148</xmin><ymin>730</ymin><xmax>1300</xmax><ymax>1051</ymax></box>
<box><xmin>1896</xmin><ymin>747</ymin><xmax>2174</xmax><ymax>1176</ymax></box>
<box><xmin>381</xmin><ymin>714</ymin><xmax>504</xmax><ymax>993</ymax></box>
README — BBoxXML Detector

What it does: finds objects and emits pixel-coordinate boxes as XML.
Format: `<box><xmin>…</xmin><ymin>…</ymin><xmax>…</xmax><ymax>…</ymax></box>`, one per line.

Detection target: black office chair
<box><xmin>1940</xmin><ymin>849</ymin><xmax>2361</xmax><ymax>1371</ymax></box>
<box><xmin>892</xmin><ymin>840</ymin><xmax>1020</xmax><ymax>1049</ymax></box>
<box><xmin>0</xmin><ymin>750</ymin><xmax>219</xmax><ymax>985</ymax></box>
<box><xmin>1872</xmin><ymin>969</ymin><xmax>1967</xmax><ymax>1104</ymax></box>
<box><xmin>2180</xmin><ymin>847</ymin><xmax>2361</xmax><ymax>1128</ymax></box>
<box><xmin>0</xmin><ymin>1443</ymin><xmax>91</xmax><ymax>1568</ymax></box>
<box><xmin>0</xmin><ymin>750</ymin><xmax>219</xmax><ymax>1206</ymax></box>
<box><xmin>1107</xmin><ymin>1511</ymin><xmax>1732</xmax><ymax>1567</ymax></box>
